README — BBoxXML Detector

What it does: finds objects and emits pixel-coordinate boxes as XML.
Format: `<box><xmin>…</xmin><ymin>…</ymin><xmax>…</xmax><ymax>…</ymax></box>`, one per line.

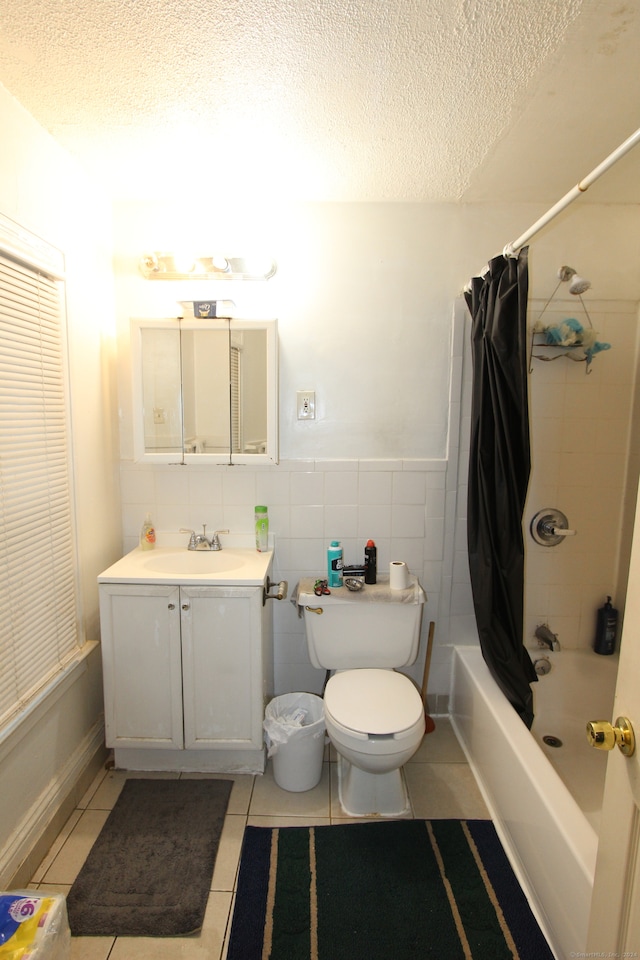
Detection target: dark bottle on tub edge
<box><xmin>594</xmin><ymin>596</ymin><xmax>618</xmax><ymax>655</ymax></box>
<box><xmin>364</xmin><ymin>539</ymin><xmax>377</xmax><ymax>584</ymax></box>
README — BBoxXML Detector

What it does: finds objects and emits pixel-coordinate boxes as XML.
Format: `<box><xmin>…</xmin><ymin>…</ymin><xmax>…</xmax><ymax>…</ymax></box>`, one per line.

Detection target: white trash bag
<box><xmin>263</xmin><ymin>693</ymin><xmax>325</xmax><ymax>792</ymax></box>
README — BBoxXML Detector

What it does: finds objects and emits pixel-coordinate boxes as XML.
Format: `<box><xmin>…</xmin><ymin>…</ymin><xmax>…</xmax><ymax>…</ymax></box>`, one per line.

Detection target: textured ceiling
<box><xmin>0</xmin><ymin>0</ymin><xmax>639</xmax><ymax>203</ymax></box>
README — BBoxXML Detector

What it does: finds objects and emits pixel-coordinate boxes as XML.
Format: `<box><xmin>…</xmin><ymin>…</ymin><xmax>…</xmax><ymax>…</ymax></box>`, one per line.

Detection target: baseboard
<box><xmin>3</xmin><ymin>719</ymin><xmax>107</xmax><ymax>888</ymax></box>
<box><xmin>113</xmin><ymin>744</ymin><xmax>265</xmax><ymax>774</ymax></box>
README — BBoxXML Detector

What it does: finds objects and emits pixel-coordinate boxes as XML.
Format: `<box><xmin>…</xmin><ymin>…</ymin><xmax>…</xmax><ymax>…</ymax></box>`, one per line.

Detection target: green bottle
<box><xmin>255</xmin><ymin>506</ymin><xmax>269</xmax><ymax>552</ymax></box>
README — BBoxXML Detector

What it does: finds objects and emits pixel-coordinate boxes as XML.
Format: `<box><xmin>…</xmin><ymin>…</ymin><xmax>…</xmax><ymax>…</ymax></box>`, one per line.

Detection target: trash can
<box><xmin>263</xmin><ymin>693</ymin><xmax>325</xmax><ymax>792</ymax></box>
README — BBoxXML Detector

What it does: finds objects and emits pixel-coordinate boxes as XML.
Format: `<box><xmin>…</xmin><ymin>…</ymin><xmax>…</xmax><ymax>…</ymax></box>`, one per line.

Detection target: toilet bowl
<box><xmin>297</xmin><ymin>574</ymin><xmax>426</xmax><ymax>816</ymax></box>
<box><xmin>324</xmin><ymin>668</ymin><xmax>425</xmax><ymax>816</ymax></box>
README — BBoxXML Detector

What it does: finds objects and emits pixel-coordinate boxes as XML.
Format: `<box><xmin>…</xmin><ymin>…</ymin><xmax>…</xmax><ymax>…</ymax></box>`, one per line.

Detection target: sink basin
<box><xmin>98</xmin><ymin>543</ymin><xmax>272</xmax><ymax>586</ymax></box>
<box><xmin>142</xmin><ymin>551</ymin><xmax>245</xmax><ymax>575</ymax></box>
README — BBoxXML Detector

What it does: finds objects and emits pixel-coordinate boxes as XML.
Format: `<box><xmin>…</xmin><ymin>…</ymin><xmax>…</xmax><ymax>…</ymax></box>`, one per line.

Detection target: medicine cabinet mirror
<box><xmin>131</xmin><ymin>318</ymin><xmax>278</xmax><ymax>464</ymax></box>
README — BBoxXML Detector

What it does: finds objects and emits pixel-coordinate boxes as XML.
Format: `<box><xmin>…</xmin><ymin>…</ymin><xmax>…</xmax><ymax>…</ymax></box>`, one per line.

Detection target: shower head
<box><xmin>569</xmin><ymin>275</ymin><xmax>591</xmax><ymax>295</ymax></box>
<box><xmin>556</xmin><ymin>265</ymin><xmax>591</xmax><ymax>295</ymax></box>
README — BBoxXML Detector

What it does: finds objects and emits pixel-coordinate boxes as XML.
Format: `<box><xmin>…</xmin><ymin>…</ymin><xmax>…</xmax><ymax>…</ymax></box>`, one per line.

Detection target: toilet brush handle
<box><xmin>420</xmin><ymin>621</ymin><xmax>435</xmax><ymax>707</ymax></box>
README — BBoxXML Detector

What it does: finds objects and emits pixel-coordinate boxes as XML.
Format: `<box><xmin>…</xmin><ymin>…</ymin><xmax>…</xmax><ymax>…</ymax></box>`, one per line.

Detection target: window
<box><xmin>0</xmin><ymin>248</ymin><xmax>80</xmax><ymax>729</ymax></box>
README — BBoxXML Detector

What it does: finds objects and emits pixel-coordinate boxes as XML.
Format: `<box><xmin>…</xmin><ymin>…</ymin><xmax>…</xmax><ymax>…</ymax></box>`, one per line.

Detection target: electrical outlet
<box><xmin>297</xmin><ymin>391</ymin><xmax>315</xmax><ymax>420</ymax></box>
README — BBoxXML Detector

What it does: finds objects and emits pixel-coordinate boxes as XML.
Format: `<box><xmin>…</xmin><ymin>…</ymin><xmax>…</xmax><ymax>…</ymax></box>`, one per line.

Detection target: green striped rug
<box><xmin>227</xmin><ymin>820</ymin><xmax>554</xmax><ymax>960</ymax></box>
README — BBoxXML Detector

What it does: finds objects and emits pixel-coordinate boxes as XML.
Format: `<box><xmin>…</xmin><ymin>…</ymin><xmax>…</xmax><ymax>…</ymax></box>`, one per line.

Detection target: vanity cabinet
<box><xmin>98</xmin><ymin>581</ymin><xmax>273</xmax><ymax>773</ymax></box>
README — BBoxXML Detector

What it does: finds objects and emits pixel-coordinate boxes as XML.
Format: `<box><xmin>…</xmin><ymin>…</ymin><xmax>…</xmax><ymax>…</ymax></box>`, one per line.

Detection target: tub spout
<box><xmin>535</xmin><ymin>623</ymin><xmax>560</xmax><ymax>651</ymax></box>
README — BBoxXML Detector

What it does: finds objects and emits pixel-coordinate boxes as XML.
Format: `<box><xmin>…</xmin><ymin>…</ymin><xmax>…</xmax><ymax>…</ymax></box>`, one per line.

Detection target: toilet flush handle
<box><xmin>305</xmin><ymin>606</ymin><xmax>324</xmax><ymax>615</ymax></box>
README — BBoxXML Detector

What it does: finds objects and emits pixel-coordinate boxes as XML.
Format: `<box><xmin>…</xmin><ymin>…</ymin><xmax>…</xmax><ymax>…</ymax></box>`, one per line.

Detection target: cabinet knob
<box><xmin>168</xmin><ymin>603</ymin><xmax>175</xmax><ymax>610</ymax></box>
<box><xmin>182</xmin><ymin>603</ymin><xmax>190</xmax><ymax>611</ymax></box>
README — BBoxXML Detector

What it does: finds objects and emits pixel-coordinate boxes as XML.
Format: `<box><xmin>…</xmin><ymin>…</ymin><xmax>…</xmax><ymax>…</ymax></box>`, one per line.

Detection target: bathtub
<box><xmin>451</xmin><ymin>644</ymin><xmax>618</xmax><ymax>960</ymax></box>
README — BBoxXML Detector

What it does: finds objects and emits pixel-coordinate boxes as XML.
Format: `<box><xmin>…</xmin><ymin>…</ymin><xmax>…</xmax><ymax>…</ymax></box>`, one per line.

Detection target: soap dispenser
<box><xmin>139</xmin><ymin>513</ymin><xmax>156</xmax><ymax>550</ymax></box>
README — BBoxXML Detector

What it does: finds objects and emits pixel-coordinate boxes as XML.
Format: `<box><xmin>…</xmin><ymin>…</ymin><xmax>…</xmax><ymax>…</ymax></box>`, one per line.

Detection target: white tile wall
<box><xmin>119</xmin><ymin>457</ymin><xmax>452</xmax><ymax>698</ymax></box>
<box><xmin>453</xmin><ymin>299</ymin><xmax>640</xmax><ymax>655</ymax></box>
<box><xmin>117</xmin><ymin>298</ymin><xmax>638</xmax><ymax>705</ymax></box>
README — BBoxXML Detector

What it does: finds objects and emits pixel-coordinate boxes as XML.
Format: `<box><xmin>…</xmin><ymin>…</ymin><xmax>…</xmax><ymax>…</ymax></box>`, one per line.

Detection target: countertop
<box><xmin>98</xmin><ymin>545</ymin><xmax>273</xmax><ymax>586</ymax></box>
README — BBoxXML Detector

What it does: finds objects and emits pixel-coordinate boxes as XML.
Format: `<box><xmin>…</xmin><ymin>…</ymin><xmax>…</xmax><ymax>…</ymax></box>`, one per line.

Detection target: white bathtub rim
<box><xmin>452</xmin><ymin>644</ymin><xmax>598</xmax><ymax>883</ymax></box>
<box><xmin>451</xmin><ymin>643</ymin><xmax>599</xmax><ymax>959</ymax></box>
<box><xmin>448</xmin><ymin>713</ymin><xmax>561</xmax><ymax>958</ymax></box>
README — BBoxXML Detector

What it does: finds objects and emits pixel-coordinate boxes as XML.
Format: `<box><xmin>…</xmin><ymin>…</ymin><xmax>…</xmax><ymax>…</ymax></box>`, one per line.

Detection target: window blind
<box><xmin>230</xmin><ymin>344</ymin><xmax>242</xmax><ymax>453</ymax></box>
<box><xmin>0</xmin><ymin>251</ymin><xmax>80</xmax><ymax>729</ymax></box>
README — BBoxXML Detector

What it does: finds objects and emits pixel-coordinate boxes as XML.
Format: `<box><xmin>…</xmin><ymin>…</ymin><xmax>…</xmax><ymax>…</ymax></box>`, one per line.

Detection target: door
<box><xmin>586</xmin><ymin>489</ymin><xmax>640</xmax><ymax>953</ymax></box>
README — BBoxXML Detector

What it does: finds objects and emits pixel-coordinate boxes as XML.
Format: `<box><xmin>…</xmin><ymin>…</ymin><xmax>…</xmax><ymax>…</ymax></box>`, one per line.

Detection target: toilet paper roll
<box><xmin>389</xmin><ymin>560</ymin><xmax>409</xmax><ymax>590</ymax></box>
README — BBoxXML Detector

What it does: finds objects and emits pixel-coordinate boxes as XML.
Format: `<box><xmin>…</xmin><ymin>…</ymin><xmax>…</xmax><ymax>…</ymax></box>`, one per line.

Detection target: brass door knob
<box><xmin>586</xmin><ymin>717</ymin><xmax>635</xmax><ymax>757</ymax></box>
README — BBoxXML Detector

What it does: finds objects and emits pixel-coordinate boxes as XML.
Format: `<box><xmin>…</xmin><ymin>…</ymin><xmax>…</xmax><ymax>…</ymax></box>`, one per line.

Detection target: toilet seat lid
<box><xmin>324</xmin><ymin>669</ymin><xmax>423</xmax><ymax>735</ymax></box>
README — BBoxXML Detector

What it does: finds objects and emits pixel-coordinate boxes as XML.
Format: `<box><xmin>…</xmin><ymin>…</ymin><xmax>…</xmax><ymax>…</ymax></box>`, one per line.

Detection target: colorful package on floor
<box><xmin>0</xmin><ymin>892</ymin><xmax>70</xmax><ymax>959</ymax></box>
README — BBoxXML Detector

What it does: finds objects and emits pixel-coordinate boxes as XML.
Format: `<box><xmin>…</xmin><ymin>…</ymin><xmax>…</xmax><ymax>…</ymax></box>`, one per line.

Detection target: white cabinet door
<box><xmin>181</xmin><ymin>585</ymin><xmax>263</xmax><ymax>750</ymax></box>
<box><xmin>99</xmin><ymin>583</ymin><xmax>183</xmax><ymax>749</ymax></box>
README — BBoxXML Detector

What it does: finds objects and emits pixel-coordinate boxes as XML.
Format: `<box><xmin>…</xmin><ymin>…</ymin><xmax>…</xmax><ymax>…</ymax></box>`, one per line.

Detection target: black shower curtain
<box><xmin>464</xmin><ymin>248</ymin><xmax>537</xmax><ymax>728</ymax></box>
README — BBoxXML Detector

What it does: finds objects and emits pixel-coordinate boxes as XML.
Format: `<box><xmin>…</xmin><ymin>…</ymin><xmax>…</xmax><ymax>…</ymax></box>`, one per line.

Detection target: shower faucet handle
<box><xmin>530</xmin><ymin>508</ymin><xmax>576</xmax><ymax>547</ymax></box>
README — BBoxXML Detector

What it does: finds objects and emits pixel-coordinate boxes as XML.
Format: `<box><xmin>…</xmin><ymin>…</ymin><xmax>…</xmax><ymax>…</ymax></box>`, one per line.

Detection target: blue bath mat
<box><xmin>227</xmin><ymin>819</ymin><xmax>554</xmax><ymax>959</ymax></box>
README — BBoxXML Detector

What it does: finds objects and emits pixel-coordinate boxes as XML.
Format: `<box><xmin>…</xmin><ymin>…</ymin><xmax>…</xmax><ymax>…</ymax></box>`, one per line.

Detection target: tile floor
<box><xmin>29</xmin><ymin>718</ymin><xmax>489</xmax><ymax>960</ymax></box>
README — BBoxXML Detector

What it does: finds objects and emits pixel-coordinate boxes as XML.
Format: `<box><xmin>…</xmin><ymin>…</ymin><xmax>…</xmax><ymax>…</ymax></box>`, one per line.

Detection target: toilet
<box><xmin>298</xmin><ymin>576</ymin><xmax>426</xmax><ymax>816</ymax></box>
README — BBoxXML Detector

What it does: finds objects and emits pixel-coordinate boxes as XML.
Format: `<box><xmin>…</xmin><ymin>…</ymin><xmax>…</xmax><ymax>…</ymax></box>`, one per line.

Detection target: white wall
<box><xmin>112</xmin><ymin>197</ymin><xmax>640</xmax><ymax>706</ymax></box>
<box><xmin>0</xmin><ymin>83</ymin><xmax>121</xmax><ymax>884</ymax></box>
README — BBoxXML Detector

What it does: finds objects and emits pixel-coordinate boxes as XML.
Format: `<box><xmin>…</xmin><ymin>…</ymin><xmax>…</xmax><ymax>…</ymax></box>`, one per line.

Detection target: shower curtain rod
<box><xmin>503</xmin><ymin>126</ymin><xmax>640</xmax><ymax>258</ymax></box>
<box><xmin>465</xmin><ymin>126</ymin><xmax>640</xmax><ymax>290</ymax></box>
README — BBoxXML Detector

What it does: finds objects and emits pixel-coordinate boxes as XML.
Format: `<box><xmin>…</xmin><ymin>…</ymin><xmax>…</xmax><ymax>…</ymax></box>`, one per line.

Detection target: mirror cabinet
<box><xmin>131</xmin><ymin>318</ymin><xmax>278</xmax><ymax>464</ymax></box>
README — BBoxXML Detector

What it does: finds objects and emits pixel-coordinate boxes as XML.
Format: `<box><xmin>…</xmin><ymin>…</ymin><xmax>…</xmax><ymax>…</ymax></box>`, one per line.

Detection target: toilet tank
<box><xmin>297</xmin><ymin>577</ymin><xmax>425</xmax><ymax>670</ymax></box>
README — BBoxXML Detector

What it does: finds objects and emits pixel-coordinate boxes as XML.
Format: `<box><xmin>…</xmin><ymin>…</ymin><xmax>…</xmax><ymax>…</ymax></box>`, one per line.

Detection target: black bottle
<box><xmin>594</xmin><ymin>596</ymin><xmax>618</xmax><ymax>655</ymax></box>
<box><xmin>364</xmin><ymin>539</ymin><xmax>377</xmax><ymax>584</ymax></box>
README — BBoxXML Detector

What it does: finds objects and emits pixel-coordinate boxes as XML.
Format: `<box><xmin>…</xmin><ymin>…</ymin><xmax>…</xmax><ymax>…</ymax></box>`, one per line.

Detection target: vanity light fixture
<box><xmin>139</xmin><ymin>252</ymin><xmax>276</xmax><ymax>281</ymax></box>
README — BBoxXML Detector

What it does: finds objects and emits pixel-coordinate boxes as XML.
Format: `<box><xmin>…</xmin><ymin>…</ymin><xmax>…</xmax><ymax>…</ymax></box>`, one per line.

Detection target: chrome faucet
<box><xmin>180</xmin><ymin>525</ymin><xmax>229</xmax><ymax>551</ymax></box>
<box><xmin>534</xmin><ymin>623</ymin><xmax>561</xmax><ymax>652</ymax></box>
<box><xmin>194</xmin><ymin>524</ymin><xmax>212</xmax><ymax>550</ymax></box>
